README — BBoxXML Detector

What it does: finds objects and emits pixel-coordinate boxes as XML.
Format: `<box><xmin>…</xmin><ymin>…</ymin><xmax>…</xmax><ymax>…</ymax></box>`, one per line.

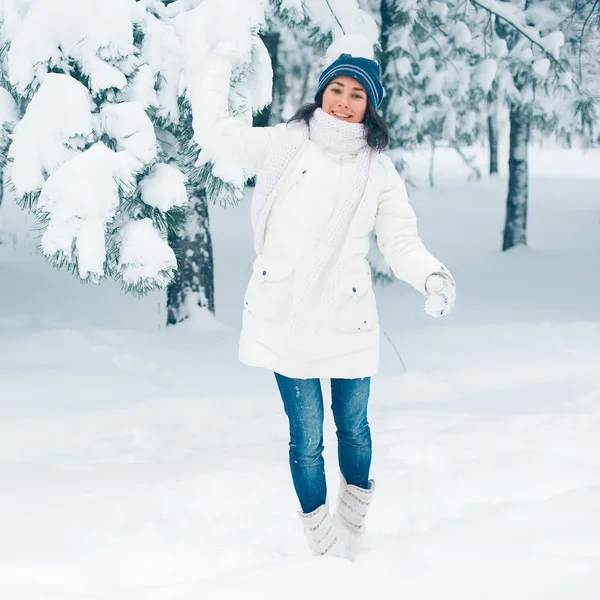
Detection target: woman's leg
<box><xmin>274</xmin><ymin>373</ymin><xmax>326</xmax><ymax>513</ymax></box>
<box><xmin>330</xmin><ymin>377</ymin><xmax>372</xmax><ymax>489</ymax></box>
<box><xmin>330</xmin><ymin>377</ymin><xmax>374</xmax><ymax>555</ymax></box>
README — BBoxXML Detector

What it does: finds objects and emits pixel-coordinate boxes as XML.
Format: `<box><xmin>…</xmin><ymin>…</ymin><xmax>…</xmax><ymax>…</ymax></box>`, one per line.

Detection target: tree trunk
<box><xmin>488</xmin><ymin>113</ymin><xmax>499</xmax><ymax>175</ymax></box>
<box><xmin>429</xmin><ymin>141</ymin><xmax>435</xmax><ymax>188</ymax></box>
<box><xmin>253</xmin><ymin>31</ymin><xmax>280</xmax><ymax>127</ymax></box>
<box><xmin>379</xmin><ymin>0</ymin><xmax>394</xmax><ymax>122</ymax></box>
<box><xmin>502</xmin><ymin>108</ymin><xmax>530</xmax><ymax>251</ymax></box>
<box><xmin>166</xmin><ymin>188</ymin><xmax>215</xmax><ymax>324</ymax></box>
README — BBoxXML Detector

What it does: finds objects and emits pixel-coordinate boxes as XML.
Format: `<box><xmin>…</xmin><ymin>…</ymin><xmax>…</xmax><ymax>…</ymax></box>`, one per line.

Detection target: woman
<box><xmin>192</xmin><ymin>52</ymin><xmax>456</xmax><ymax>558</ymax></box>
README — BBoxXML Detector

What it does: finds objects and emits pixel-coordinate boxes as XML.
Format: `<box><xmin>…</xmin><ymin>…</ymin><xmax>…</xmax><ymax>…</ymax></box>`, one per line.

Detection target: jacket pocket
<box><xmin>332</xmin><ymin>267</ymin><xmax>378</xmax><ymax>333</ymax></box>
<box><xmin>244</xmin><ymin>254</ymin><xmax>295</xmax><ymax>323</ymax></box>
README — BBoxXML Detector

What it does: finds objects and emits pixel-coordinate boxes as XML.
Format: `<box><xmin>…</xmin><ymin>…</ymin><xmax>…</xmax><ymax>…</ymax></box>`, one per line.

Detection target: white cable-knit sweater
<box><xmin>192</xmin><ymin>55</ymin><xmax>446</xmax><ymax>379</ymax></box>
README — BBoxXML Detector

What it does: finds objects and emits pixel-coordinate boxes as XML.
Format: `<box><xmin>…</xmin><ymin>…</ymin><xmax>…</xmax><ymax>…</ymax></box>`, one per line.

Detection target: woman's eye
<box><xmin>331</xmin><ymin>88</ymin><xmax>341</xmax><ymax>93</ymax></box>
<box><xmin>353</xmin><ymin>94</ymin><xmax>364</xmax><ymax>99</ymax></box>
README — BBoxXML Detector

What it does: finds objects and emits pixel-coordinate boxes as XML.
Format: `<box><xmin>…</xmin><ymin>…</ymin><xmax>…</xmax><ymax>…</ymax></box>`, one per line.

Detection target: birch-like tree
<box><xmin>366</xmin><ymin>0</ymin><xmax>597</xmax><ymax>251</ymax></box>
<box><xmin>474</xmin><ymin>0</ymin><xmax>596</xmax><ymax>250</ymax></box>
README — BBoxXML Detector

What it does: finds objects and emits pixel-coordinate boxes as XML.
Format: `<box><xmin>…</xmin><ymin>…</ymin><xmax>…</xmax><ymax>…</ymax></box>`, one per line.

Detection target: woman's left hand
<box><xmin>424</xmin><ymin>271</ymin><xmax>456</xmax><ymax>318</ymax></box>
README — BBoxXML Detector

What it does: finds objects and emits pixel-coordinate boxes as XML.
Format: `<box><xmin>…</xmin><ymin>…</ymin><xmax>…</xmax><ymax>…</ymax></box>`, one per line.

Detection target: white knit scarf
<box><xmin>251</xmin><ymin>108</ymin><xmax>378</xmax><ymax>353</ymax></box>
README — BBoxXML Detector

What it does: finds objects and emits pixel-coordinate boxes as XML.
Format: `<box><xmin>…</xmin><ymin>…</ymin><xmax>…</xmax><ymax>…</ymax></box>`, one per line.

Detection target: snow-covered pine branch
<box><xmin>471</xmin><ymin>0</ymin><xmax>566</xmax><ymax>61</ymax></box>
<box><xmin>158</xmin><ymin>0</ymin><xmax>272</xmax><ymax>208</ymax></box>
<box><xmin>363</xmin><ymin>0</ymin><xmax>598</xmax><ymax>253</ymax></box>
<box><xmin>0</xmin><ymin>0</ymin><xmax>188</xmax><ymax>294</ymax></box>
<box><xmin>147</xmin><ymin>0</ymin><xmax>279</xmax><ymax>323</ymax></box>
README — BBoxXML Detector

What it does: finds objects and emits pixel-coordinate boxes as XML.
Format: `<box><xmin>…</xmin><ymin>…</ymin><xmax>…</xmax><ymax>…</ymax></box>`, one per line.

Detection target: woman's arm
<box><xmin>191</xmin><ymin>53</ymin><xmax>280</xmax><ymax>177</ymax></box>
<box><xmin>374</xmin><ymin>155</ymin><xmax>450</xmax><ymax>296</ymax></box>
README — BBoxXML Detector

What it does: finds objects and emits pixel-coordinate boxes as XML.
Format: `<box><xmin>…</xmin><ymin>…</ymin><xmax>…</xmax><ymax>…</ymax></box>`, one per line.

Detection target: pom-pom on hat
<box><xmin>315</xmin><ymin>53</ymin><xmax>384</xmax><ymax>109</ymax></box>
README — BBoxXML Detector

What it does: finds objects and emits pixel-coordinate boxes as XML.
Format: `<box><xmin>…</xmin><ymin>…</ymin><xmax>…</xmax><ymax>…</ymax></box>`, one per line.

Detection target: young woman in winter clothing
<box><xmin>192</xmin><ymin>52</ymin><xmax>456</xmax><ymax>558</ymax></box>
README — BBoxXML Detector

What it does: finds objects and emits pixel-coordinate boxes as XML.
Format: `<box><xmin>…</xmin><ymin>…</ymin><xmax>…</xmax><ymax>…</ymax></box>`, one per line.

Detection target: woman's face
<box><xmin>321</xmin><ymin>76</ymin><xmax>368</xmax><ymax>123</ymax></box>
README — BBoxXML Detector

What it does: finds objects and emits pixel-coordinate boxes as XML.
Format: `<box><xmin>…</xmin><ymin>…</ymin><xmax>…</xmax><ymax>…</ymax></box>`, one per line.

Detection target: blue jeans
<box><xmin>274</xmin><ymin>373</ymin><xmax>372</xmax><ymax>514</ymax></box>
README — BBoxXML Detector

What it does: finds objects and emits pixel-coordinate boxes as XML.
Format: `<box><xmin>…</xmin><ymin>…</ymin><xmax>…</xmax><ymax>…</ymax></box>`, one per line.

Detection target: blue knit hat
<box><xmin>314</xmin><ymin>53</ymin><xmax>384</xmax><ymax>109</ymax></box>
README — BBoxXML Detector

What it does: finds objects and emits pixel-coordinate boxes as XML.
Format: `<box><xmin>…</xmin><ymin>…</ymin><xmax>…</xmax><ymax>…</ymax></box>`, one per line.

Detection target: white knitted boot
<box><xmin>298</xmin><ymin>503</ymin><xmax>344</xmax><ymax>557</ymax></box>
<box><xmin>335</xmin><ymin>476</ymin><xmax>376</xmax><ymax>558</ymax></box>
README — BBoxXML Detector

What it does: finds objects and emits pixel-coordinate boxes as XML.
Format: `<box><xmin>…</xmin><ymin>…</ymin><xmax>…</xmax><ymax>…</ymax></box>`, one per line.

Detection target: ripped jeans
<box><xmin>274</xmin><ymin>373</ymin><xmax>372</xmax><ymax>514</ymax></box>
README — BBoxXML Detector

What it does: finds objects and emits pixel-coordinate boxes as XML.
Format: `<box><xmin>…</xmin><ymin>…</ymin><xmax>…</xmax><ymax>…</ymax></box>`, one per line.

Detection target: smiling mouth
<box><xmin>331</xmin><ymin>111</ymin><xmax>351</xmax><ymax>119</ymax></box>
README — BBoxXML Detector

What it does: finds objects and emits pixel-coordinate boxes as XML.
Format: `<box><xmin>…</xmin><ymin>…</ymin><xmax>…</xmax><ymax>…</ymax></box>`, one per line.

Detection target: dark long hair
<box><xmin>287</xmin><ymin>90</ymin><xmax>390</xmax><ymax>152</ymax></box>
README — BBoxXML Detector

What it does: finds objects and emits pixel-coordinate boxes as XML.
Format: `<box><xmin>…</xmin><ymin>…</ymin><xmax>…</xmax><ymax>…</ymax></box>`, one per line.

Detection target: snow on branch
<box><xmin>469</xmin><ymin>0</ymin><xmax>594</xmax><ymax>98</ymax></box>
<box><xmin>470</xmin><ymin>0</ymin><xmax>564</xmax><ymax>61</ymax></box>
<box><xmin>0</xmin><ymin>0</ymin><xmax>221</xmax><ymax>294</ymax></box>
<box><xmin>140</xmin><ymin>164</ymin><xmax>188</xmax><ymax>212</ymax></box>
<box><xmin>100</xmin><ymin>102</ymin><xmax>159</xmax><ymax>172</ymax></box>
<box><xmin>8</xmin><ymin>74</ymin><xmax>95</xmax><ymax>201</ymax></box>
<box><xmin>6</xmin><ymin>0</ymin><xmax>140</xmax><ymax>96</ymax></box>
<box><xmin>118</xmin><ymin>218</ymin><xmax>177</xmax><ymax>293</ymax></box>
<box><xmin>298</xmin><ymin>0</ymin><xmax>378</xmax><ymax>48</ymax></box>
<box><xmin>36</xmin><ymin>142</ymin><xmax>136</xmax><ymax>281</ymax></box>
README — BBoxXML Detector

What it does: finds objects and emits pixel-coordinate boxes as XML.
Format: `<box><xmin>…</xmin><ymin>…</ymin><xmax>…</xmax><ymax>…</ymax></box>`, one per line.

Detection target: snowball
<box><xmin>100</xmin><ymin>102</ymin><xmax>158</xmax><ymax>171</ymax></box>
<box><xmin>118</xmin><ymin>218</ymin><xmax>177</xmax><ymax>287</ymax></box>
<box><xmin>37</xmin><ymin>142</ymin><xmax>136</xmax><ymax>279</ymax></box>
<box><xmin>8</xmin><ymin>73</ymin><xmax>95</xmax><ymax>199</ymax></box>
<box><xmin>473</xmin><ymin>59</ymin><xmax>498</xmax><ymax>94</ymax></box>
<box><xmin>140</xmin><ymin>163</ymin><xmax>188</xmax><ymax>212</ymax></box>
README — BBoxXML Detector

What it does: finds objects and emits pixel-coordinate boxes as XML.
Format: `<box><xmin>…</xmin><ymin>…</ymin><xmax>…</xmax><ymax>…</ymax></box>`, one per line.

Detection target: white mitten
<box><xmin>424</xmin><ymin>271</ymin><xmax>456</xmax><ymax>318</ymax></box>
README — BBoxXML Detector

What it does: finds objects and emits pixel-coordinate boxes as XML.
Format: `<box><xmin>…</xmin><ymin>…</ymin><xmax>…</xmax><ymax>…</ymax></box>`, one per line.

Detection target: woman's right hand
<box><xmin>424</xmin><ymin>271</ymin><xmax>456</xmax><ymax>318</ymax></box>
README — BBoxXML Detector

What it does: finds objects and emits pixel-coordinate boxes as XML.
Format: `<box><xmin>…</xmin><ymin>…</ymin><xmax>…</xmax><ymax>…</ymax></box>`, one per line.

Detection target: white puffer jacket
<box><xmin>192</xmin><ymin>56</ymin><xmax>446</xmax><ymax>379</ymax></box>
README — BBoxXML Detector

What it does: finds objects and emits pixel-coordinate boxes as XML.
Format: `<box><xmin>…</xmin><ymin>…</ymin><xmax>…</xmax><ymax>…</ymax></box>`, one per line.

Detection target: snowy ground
<box><xmin>0</xmin><ymin>145</ymin><xmax>599</xmax><ymax>600</ymax></box>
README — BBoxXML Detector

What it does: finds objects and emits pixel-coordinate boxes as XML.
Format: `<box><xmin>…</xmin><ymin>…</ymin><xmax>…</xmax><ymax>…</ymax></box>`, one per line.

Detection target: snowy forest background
<box><xmin>0</xmin><ymin>1</ymin><xmax>599</xmax><ymax>599</ymax></box>
<box><xmin>0</xmin><ymin>0</ymin><xmax>598</xmax><ymax>320</ymax></box>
